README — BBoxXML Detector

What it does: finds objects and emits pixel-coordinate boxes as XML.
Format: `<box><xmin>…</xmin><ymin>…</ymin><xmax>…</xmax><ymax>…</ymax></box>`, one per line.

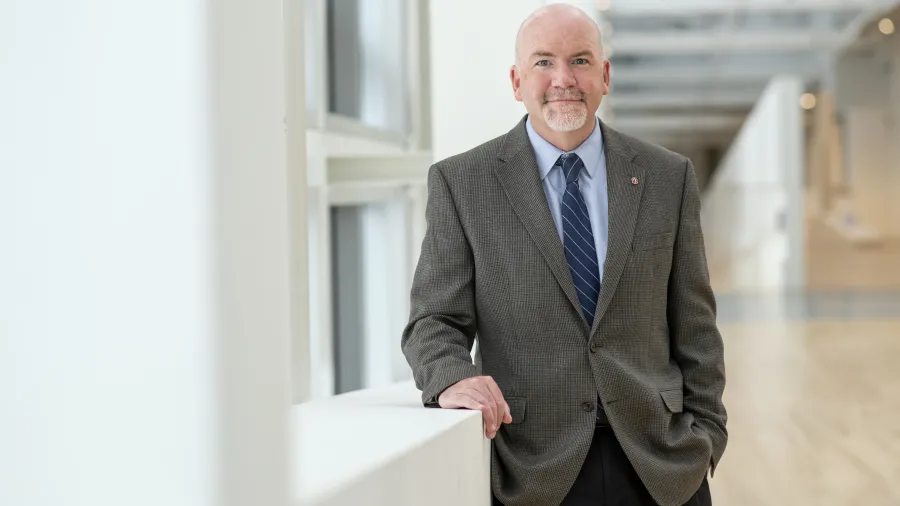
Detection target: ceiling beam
<box><xmin>609</xmin><ymin>63</ymin><xmax>822</xmax><ymax>84</ymax></box>
<box><xmin>835</xmin><ymin>0</ymin><xmax>900</xmax><ymax>51</ymax></box>
<box><xmin>610</xmin><ymin>31</ymin><xmax>845</xmax><ymax>54</ymax></box>
<box><xmin>604</xmin><ymin>0</ymin><xmax>869</xmax><ymax>16</ymax></box>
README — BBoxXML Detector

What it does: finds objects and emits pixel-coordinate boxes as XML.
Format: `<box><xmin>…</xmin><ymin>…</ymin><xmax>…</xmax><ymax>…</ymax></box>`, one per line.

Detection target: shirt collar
<box><xmin>526</xmin><ymin>115</ymin><xmax>604</xmax><ymax>182</ymax></box>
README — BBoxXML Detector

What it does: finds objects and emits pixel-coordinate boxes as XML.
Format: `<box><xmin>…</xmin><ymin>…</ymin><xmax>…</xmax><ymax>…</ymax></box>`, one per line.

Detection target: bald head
<box><xmin>515</xmin><ymin>4</ymin><xmax>603</xmax><ymax>65</ymax></box>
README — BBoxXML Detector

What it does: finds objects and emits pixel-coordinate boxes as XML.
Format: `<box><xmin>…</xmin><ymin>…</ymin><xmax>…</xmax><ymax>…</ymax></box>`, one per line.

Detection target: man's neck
<box><xmin>531</xmin><ymin>117</ymin><xmax>596</xmax><ymax>152</ymax></box>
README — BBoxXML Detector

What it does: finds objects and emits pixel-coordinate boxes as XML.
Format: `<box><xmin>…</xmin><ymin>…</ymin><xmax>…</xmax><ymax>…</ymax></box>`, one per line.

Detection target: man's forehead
<box><xmin>519</xmin><ymin>33</ymin><xmax>601</xmax><ymax>58</ymax></box>
<box><xmin>516</xmin><ymin>14</ymin><xmax>602</xmax><ymax>61</ymax></box>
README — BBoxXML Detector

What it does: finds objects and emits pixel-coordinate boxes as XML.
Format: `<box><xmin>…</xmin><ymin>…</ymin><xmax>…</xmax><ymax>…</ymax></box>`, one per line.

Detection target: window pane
<box><xmin>327</xmin><ymin>0</ymin><xmax>409</xmax><ymax>134</ymax></box>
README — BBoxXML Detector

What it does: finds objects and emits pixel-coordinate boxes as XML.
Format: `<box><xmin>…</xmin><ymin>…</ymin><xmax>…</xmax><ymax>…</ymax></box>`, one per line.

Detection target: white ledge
<box><xmin>293</xmin><ymin>381</ymin><xmax>491</xmax><ymax>506</ymax></box>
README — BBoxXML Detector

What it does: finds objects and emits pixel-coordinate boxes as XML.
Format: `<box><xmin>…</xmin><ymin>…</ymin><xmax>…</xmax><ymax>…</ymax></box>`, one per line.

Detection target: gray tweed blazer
<box><xmin>401</xmin><ymin>115</ymin><xmax>727</xmax><ymax>506</ymax></box>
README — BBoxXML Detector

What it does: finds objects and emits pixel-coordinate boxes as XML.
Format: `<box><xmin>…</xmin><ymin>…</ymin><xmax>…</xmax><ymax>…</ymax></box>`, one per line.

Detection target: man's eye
<box><xmin>573</xmin><ymin>58</ymin><xmax>588</xmax><ymax>65</ymax></box>
<box><xmin>536</xmin><ymin>60</ymin><xmax>550</xmax><ymax>67</ymax></box>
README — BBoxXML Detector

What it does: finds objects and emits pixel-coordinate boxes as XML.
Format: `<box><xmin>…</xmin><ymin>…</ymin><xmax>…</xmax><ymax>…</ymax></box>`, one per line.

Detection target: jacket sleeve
<box><xmin>667</xmin><ymin>158</ymin><xmax>728</xmax><ymax>475</ymax></box>
<box><xmin>401</xmin><ymin>164</ymin><xmax>479</xmax><ymax>406</ymax></box>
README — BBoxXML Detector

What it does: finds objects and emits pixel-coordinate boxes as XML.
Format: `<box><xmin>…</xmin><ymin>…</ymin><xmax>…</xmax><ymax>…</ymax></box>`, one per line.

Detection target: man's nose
<box><xmin>551</xmin><ymin>66</ymin><xmax>577</xmax><ymax>88</ymax></box>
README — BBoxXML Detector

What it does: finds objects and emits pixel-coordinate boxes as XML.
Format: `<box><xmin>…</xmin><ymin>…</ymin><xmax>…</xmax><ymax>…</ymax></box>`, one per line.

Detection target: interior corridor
<box><xmin>5</xmin><ymin>1</ymin><xmax>900</xmax><ymax>505</ymax></box>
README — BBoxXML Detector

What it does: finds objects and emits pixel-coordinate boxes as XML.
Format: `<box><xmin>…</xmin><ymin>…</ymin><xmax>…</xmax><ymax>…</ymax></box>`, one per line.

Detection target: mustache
<box><xmin>544</xmin><ymin>89</ymin><xmax>585</xmax><ymax>102</ymax></box>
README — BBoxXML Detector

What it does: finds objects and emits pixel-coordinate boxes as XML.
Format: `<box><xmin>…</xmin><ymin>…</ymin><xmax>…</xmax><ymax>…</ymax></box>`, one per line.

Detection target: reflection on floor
<box><xmin>709</xmin><ymin>293</ymin><xmax>900</xmax><ymax>506</ymax></box>
<box><xmin>806</xmin><ymin>221</ymin><xmax>900</xmax><ymax>291</ymax></box>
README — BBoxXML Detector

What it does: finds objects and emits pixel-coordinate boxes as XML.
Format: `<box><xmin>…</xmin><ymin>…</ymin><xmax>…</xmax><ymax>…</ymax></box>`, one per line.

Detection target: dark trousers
<box><xmin>562</xmin><ymin>422</ymin><xmax>711</xmax><ymax>506</ymax></box>
<box><xmin>494</xmin><ymin>422</ymin><xmax>712</xmax><ymax>506</ymax></box>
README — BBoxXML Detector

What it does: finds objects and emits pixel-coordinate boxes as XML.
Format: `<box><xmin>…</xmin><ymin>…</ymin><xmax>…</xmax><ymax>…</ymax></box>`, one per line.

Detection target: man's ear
<box><xmin>510</xmin><ymin>65</ymin><xmax>523</xmax><ymax>102</ymax></box>
<box><xmin>602</xmin><ymin>59</ymin><xmax>611</xmax><ymax>96</ymax></box>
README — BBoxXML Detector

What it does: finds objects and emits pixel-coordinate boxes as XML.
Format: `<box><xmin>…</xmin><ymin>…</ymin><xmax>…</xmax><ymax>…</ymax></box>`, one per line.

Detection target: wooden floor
<box><xmin>709</xmin><ymin>316</ymin><xmax>900</xmax><ymax>505</ymax></box>
<box><xmin>704</xmin><ymin>213</ymin><xmax>900</xmax><ymax>504</ymax></box>
<box><xmin>806</xmin><ymin>220</ymin><xmax>900</xmax><ymax>291</ymax></box>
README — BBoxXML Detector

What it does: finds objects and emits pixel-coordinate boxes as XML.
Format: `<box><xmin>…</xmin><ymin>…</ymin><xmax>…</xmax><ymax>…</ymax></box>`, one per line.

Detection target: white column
<box><xmin>210</xmin><ymin>1</ymin><xmax>304</xmax><ymax>506</ymax></box>
<box><xmin>286</xmin><ymin>0</ymin><xmax>312</xmax><ymax>404</ymax></box>
<box><xmin>779</xmin><ymin>78</ymin><xmax>806</xmax><ymax>291</ymax></box>
<box><xmin>0</xmin><ymin>0</ymin><xmax>303</xmax><ymax>504</ymax></box>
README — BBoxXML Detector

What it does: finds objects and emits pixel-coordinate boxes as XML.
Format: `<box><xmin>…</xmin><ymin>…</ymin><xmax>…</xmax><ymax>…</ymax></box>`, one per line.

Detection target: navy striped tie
<box><xmin>559</xmin><ymin>153</ymin><xmax>601</xmax><ymax>328</ymax></box>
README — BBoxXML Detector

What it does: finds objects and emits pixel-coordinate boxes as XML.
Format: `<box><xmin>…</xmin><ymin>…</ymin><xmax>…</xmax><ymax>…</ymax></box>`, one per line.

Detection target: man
<box><xmin>401</xmin><ymin>4</ymin><xmax>726</xmax><ymax>506</ymax></box>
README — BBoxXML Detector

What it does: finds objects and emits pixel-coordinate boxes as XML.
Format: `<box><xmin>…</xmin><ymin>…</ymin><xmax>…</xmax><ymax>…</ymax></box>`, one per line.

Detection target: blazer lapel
<box><xmin>495</xmin><ymin>117</ymin><xmax>584</xmax><ymax>323</ymax></box>
<box><xmin>590</xmin><ymin>122</ymin><xmax>643</xmax><ymax>337</ymax></box>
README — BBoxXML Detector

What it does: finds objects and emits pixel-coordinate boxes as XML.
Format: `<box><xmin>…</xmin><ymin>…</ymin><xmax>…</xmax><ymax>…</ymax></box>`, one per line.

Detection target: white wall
<box><xmin>837</xmin><ymin>33</ymin><xmax>900</xmax><ymax>241</ymax></box>
<box><xmin>429</xmin><ymin>0</ymin><xmax>546</xmax><ymax>161</ymax></box>
<box><xmin>0</xmin><ymin>1</ymin><xmax>301</xmax><ymax>504</ymax></box>
<box><xmin>702</xmin><ymin>77</ymin><xmax>806</xmax><ymax>292</ymax></box>
<box><xmin>844</xmin><ymin>107</ymin><xmax>899</xmax><ymax>239</ymax></box>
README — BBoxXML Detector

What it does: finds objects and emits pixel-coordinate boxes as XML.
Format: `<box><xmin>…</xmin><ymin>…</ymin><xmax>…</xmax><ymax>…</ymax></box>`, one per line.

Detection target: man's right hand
<box><xmin>438</xmin><ymin>376</ymin><xmax>513</xmax><ymax>439</ymax></box>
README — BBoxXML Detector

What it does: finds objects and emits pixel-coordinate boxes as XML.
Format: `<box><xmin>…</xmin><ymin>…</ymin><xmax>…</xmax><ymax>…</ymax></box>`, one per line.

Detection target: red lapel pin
<box><xmin>631</xmin><ymin>177</ymin><xmax>639</xmax><ymax>185</ymax></box>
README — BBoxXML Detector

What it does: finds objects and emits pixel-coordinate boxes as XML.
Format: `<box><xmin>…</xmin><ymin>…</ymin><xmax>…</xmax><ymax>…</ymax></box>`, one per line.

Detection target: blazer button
<box><xmin>582</xmin><ymin>401</ymin><xmax>594</xmax><ymax>412</ymax></box>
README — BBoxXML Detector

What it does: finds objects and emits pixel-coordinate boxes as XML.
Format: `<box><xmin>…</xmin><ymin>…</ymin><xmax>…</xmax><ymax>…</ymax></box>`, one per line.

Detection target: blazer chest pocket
<box><xmin>506</xmin><ymin>397</ymin><xmax>527</xmax><ymax>424</ymax></box>
<box><xmin>659</xmin><ymin>388</ymin><xmax>683</xmax><ymax>413</ymax></box>
<box><xmin>632</xmin><ymin>232</ymin><xmax>674</xmax><ymax>251</ymax></box>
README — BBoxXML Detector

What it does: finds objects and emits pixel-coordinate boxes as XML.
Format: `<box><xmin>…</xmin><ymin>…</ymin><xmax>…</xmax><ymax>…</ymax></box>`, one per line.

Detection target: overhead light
<box><xmin>800</xmin><ymin>93</ymin><xmax>817</xmax><ymax>110</ymax></box>
<box><xmin>879</xmin><ymin>18</ymin><xmax>895</xmax><ymax>35</ymax></box>
<box><xmin>596</xmin><ymin>0</ymin><xmax>612</xmax><ymax>11</ymax></box>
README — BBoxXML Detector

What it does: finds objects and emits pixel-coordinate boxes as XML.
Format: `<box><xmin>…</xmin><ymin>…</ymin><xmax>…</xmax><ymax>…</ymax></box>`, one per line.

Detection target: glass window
<box><xmin>326</xmin><ymin>0</ymin><xmax>409</xmax><ymax>134</ymax></box>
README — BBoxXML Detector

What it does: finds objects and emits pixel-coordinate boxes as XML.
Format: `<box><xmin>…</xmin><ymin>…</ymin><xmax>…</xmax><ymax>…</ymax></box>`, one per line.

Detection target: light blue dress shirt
<box><xmin>525</xmin><ymin>116</ymin><xmax>609</xmax><ymax>287</ymax></box>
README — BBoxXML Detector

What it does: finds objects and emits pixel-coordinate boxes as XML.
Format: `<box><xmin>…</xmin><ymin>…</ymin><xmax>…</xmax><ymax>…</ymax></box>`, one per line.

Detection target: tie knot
<box><xmin>558</xmin><ymin>153</ymin><xmax>584</xmax><ymax>185</ymax></box>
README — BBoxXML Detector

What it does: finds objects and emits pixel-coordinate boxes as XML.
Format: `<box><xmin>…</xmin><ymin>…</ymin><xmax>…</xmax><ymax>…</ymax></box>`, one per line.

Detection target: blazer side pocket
<box><xmin>506</xmin><ymin>397</ymin><xmax>527</xmax><ymax>424</ymax></box>
<box><xmin>659</xmin><ymin>388</ymin><xmax>684</xmax><ymax>413</ymax></box>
